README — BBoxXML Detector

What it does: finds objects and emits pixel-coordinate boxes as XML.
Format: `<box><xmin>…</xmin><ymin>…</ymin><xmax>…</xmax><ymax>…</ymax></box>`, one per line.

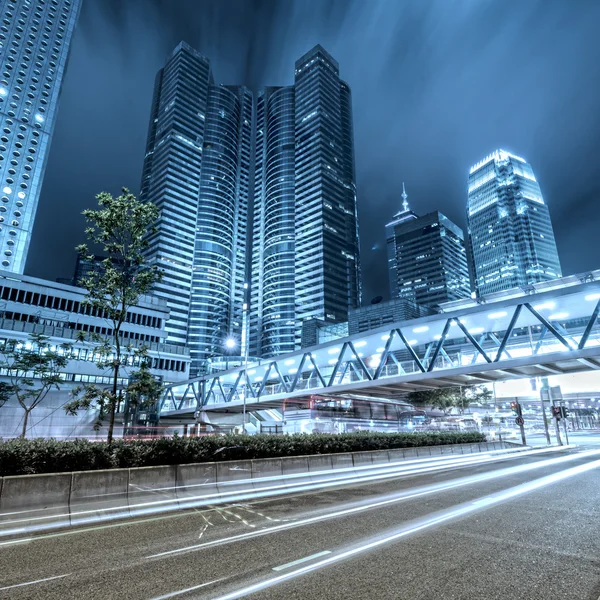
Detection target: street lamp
<box><xmin>225</xmin><ymin>337</ymin><xmax>236</xmax><ymax>350</ymax></box>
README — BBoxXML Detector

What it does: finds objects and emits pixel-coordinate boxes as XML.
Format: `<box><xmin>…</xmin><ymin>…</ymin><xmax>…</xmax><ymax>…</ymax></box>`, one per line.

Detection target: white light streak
<box><xmin>413</xmin><ymin>326</ymin><xmax>429</xmax><ymax>333</ymax></box>
<box><xmin>548</xmin><ymin>312</ymin><xmax>569</xmax><ymax>321</ymax></box>
<box><xmin>533</xmin><ymin>302</ymin><xmax>555</xmax><ymax>311</ymax></box>
<box><xmin>210</xmin><ymin>457</ymin><xmax>600</xmax><ymax>600</ymax></box>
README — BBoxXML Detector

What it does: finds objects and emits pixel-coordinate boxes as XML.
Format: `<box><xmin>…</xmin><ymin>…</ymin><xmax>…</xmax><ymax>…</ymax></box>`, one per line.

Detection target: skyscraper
<box><xmin>0</xmin><ymin>0</ymin><xmax>81</xmax><ymax>274</ymax></box>
<box><xmin>466</xmin><ymin>149</ymin><xmax>561</xmax><ymax>296</ymax></box>
<box><xmin>140</xmin><ymin>42</ymin><xmax>252</xmax><ymax>374</ymax></box>
<box><xmin>386</xmin><ymin>185</ymin><xmax>470</xmax><ymax>308</ymax></box>
<box><xmin>251</xmin><ymin>45</ymin><xmax>361</xmax><ymax>357</ymax></box>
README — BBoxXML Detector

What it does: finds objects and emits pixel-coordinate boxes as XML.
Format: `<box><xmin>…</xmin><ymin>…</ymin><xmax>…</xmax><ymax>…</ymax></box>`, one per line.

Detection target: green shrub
<box><xmin>0</xmin><ymin>431</ymin><xmax>486</xmax><ymax>476</ymax></box>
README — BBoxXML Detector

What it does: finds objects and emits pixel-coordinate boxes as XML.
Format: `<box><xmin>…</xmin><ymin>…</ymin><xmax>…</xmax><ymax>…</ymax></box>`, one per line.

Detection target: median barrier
<box><xmin>216</xmin><ymin>459</ymin><xmax>254</xmax><ymax>495</ymax></box>
<box><xmin>307</xmin><ymin>454</ymin><xmax>336</xmax><ymax>482</ymax></box>
<box><xmin>70</xmin><ymin>468</ymin><xmax>130</xmax><ymax>520</ymax></box>
<box><xmin>128</xmin><ymin>465</ymin><xmax>178</xmax><ymax>509</ymax></box>
<box><xmin>251</xmin><ymin>458</ymin><xmax>283</xmax><ymax>491</ymax></box>
<box><xmin>176</xmin><ymin>463</ymin><xmax>218</xmax><ymax>501</ymax></box>
<box><xmin>330</xmin><ymin>452</ymin><xmax>353</xmax><ymax>470</ymax></box>
<box><xmin>0</xmin><ymin>441</ymin><xmax>523</xmax><ymax>533</ymax></box>
<box><xmin>387</xmin><ymin>448</ymin><xmax>406</xmax><ymax>462</ymax></box>
<box><xmin>352</xmin><ymin>451</ymin><xmax>374</xmax><ymax>467</ymax></box>
<box><xmin>0</xmin><ymin>472</ymin><xmax>72</xmax><ymax>531</ymax></box>
<box><xmin>281</xmin><ymin>455</ymin><xmax>310</xmax><ymax>476</ymax></box>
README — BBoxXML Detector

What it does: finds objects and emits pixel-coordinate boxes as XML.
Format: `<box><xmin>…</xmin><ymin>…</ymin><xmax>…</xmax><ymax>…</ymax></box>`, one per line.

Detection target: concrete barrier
<box><xmin>0</xmin><ymin>472</ymin><xmax>72</xmax><ymax>531</ymax></box>
<box><xmin>128</xmin><ymin>465</ymin><xmax>178</xmax><ymax>509</ymax></box>
<box><xmin>352</xmin><ymin>452</ymin><xmax>374</xmax><ymax>467</ymax></box>
<box><xmin>0</xmin><ymin>440</ymin><xmax>518</xmax><ymax>533</ymax></box>
<box><xmin>251</xmin><ymin>458</ymin><xmax>283</xmax><ymax>491</ymax></box>
<box><xmin>330</xmin><ymin>453</ymin><xmax>353</xmax><ymax>470</ymax></box>
<box><xmin>176</xmin><ymin>463</ymin><xmax>218</xmax><ymax>502</ymax></box>
<box><xmin>216</xmin><ymin>460</ymin><xmax>254</xmax><ymax>495</ymax></box>
<box><xmin>281</xmin><ymin>455</ymin><xmax>310</xmax><ymax>476</ymax></box>
<box><xmin>70</xmin><ymin>468</ymin><xmax>129</xmax><ymax>521</ymax></box>
<box><xmin>387</xmin><ymin>448</ymin><xmax>405</xmax><ymax>462</ymax></box>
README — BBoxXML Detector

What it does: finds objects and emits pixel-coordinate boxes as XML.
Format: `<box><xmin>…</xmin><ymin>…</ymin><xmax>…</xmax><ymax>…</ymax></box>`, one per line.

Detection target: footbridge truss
<box><xmin>159</xmin><ymin>280</ymin><xmax>600</xmax><ymax>418</ymax></box>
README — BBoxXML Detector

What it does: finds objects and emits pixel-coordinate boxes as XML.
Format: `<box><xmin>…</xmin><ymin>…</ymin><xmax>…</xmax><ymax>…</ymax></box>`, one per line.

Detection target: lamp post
<box><xmin>241</xmin><ymin>283</ymin><xmax>250</xmax><ymax>434</ymax></box>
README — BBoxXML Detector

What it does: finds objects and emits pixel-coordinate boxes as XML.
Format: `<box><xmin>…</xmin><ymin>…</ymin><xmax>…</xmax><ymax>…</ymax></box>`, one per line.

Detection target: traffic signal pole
<box><xmin>552</xmin><ymin>403</ymin><xmax>563</xmax><ymax>446</ymax></box>
<box><xmin>539</xmin><ymin>387</ymin><xmax>551</xmax><ymax>445</ymax></box>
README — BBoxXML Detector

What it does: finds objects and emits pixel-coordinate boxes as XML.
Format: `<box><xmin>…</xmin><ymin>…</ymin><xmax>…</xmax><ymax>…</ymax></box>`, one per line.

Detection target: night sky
<box><xmin>26</xmin><ymin>0</ymin><xmax>600</xmax><ymax>302</ymax></box>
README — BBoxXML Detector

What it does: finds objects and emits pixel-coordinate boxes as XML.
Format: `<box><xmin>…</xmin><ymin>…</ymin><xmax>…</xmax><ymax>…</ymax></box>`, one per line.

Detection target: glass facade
<box><xmin>0</xmin><ymin>0</ymin><xmax>81</xmax><ymax>274</ymax></box>
<box><xmin>251</xmin><ymin>86</ymin><xmax>296</xmax><ymax>357</ymax></box>
<box><xmin>251</xmin><ymin>45</ymin><xmax>361</xmax><ymax>358</ymax></box>
<box><xmin>467</xmin><ymin>149</ymin><xmax>562</xmax><ymax>296</ymax></box>
<box><xmin>140</xmin><ymin>43</ymin><xmax>252</xmax><ymax>374</ymax></box>
<box><xmin>387</xmin><ymin>201</ymin><xmax>471</xmax><ymax>308</ymax></box>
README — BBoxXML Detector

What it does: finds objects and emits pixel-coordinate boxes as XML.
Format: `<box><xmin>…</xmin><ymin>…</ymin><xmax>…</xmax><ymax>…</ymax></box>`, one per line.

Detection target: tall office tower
<box><xmin>0</xmin><ymin>0</ymin><xmax>81</xmax><ymax>274</ymax></box>
<box><xmin>386</xmin><ymin>186</ymin><xmax>470</xmax><ymax>308</ymax></box>
<box><xmin>251</xmin><ymin>45</ymin><xmax>361</xmax><ymax>357</ymax></box>
<box><xmin>140</xmin><ymin>42</ymin><xmax>252</xmax><ymax>374</ymax></box>
<box><xmin>250</xmin><ymin>86</ymin><xmax>296</xmax><ymax>357</ymax></box>
<box><xmin>466</xmin><ymin>149</ymin><xmax>561</xmax><ymax>296</ymax></box>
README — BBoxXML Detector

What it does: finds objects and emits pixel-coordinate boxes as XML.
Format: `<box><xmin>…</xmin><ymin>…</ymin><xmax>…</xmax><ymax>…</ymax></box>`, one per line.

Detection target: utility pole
<box><xmin>242</xmin><ymin>282</ymin><xmax>250</xmax><ymax>434</ymax></box>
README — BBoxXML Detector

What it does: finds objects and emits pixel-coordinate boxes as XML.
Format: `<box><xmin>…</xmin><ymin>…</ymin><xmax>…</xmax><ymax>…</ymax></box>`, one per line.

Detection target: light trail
<box><xmin>146</xmin><ymin>448</ymin><xmax>599</xmax><ymax>559</ymax></box>
<box><xmin>209</xmin><ymin>458</ymin><xmax>600</xmax><ymax>600</ymax></box>
<box><xmin>0</xmin><ymin>447</ymin><xmax>540</xmax><ymax>537</ymax></box>
<box><xmin>149</xmin><ymin>577</ymin><xmax>225</xmax><ymax>599</ymax></box>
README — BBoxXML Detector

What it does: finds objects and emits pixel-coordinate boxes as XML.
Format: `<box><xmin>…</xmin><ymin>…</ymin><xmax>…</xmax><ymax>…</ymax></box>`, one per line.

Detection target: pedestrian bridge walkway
<box><xmin>160</xmin><ymin>277</ymin><xmax>600</xmax><ymax>419</ymax></box>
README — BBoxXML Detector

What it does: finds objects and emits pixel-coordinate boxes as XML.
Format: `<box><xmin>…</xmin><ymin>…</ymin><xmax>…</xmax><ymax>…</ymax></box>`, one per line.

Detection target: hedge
<box><xmin>0</xmin><ymin>431</ymin><xmax>486</xmax><ymax>476</ymax></box>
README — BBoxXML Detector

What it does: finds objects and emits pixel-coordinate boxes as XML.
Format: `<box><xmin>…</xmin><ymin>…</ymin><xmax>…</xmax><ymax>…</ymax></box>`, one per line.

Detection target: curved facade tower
<box><xmin>466</xmin><ymin>149</ymin><xmax>561</xmax><ymax>296</ymax></box>
<box><xmin>251</xmin><ymin>45</ymin><xmax>361</xmax><ymax>358</ymax></box>
<box><xmin>188</xmin><ymin>85</ymin><xmax>252</xmax><ymax>370</ymax></box>
<box><xmin>140</xmin><ymin>43</ymin><xmax>252</xmax><ymax>375</ymax></box>
<box><xmin>0</xmin><ymin>0</ymin><xmax>81</xmax><ymax>273</ymax></box>
<box><xmin>250</xmin><ymin>86</ymin><xmax>296</xmax><ymax>357</ymax></box>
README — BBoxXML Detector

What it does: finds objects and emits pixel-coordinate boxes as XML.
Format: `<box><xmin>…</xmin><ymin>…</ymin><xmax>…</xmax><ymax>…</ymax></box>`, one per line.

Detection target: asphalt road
<box><xmin>1</xmin><ymin>446</ymin><xmax>599</xmax><ymax>600</ymax></box>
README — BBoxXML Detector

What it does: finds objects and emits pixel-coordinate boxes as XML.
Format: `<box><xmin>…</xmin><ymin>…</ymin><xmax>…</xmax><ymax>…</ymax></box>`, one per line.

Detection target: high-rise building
<box><xmin>140</xmin><ymin>42</ymin><xmax>252</xmax><ymax>374</ymax></box>
<box><xmin>466</xmin><ymin>149</ymin><xmax>561</xmax><ymax>296</ymax></box>
<box><xmin>386</xmin><ymin>185</ymin><xmax>471</xmax><ymax>308</ymax></box>
<box><xmin>251</xmin><ymin>45</ymin><xmax>361</xmax><ymax>357</ymax></box>
<box><xmin>0</xmin><ymin>0</ymin><xmax>81</xmax><ymax>274</ymax></box>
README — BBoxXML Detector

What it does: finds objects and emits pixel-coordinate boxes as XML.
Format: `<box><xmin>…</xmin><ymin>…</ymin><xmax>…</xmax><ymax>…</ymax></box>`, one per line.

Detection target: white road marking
<box><xmin>146</xmin><ymin>449</ymin><xmax>596</xmax><ymax>559</ymax></box>
<box><xmin>149</xmin><ymin>577</ymin><xmax>224</xmax><ymax>599</ymax></box>
<box><xmin>272</xmin><ymin>550</ymin><xmax>332</xmax><ymax>571</ymax></box>
<box><xmin>211</xmin><ymin>458</ymin><xmax>600</xmax><ymax>600</ymax></box>
<box><xmin>0</xmin><ymin>573</ymin><xmax>71</xmax><ymax>591</ymax></box>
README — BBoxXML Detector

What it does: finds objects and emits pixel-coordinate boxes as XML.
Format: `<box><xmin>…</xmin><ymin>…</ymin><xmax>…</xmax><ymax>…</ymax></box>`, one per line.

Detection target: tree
<box><xmin>123</xmin><ymin>358</ymin><xmax>163</xmax><ymax>437</ymax></box>
<box><xmin>464</xmin><ymin>385</ymin><xmax>494</xmax><ymax>406</ymax></box>
<box><xmin>0</xmin><ymin>334</ymin><xmax>71</xmax><ymax>438</ymax></box>
<box><xmin>64</xmin><ymin>188</ymin><xmax>162</xmax><ymax>443</ymax></box>
<box><xmin>406</xmin><ymin>388</ymin><xmax>458</xmax><ymax>412</ymax></box>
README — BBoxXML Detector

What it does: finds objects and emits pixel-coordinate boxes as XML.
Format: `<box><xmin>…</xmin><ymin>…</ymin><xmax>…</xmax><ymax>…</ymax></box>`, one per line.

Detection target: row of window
<box><xmin>0</xmin><ymin>284</ymin><xmax>163</xmax><ymax>328</ymax></box>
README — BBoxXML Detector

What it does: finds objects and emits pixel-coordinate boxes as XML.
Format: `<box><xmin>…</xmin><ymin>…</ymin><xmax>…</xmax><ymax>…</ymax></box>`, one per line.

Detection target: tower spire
<box><xmin>401</xmin><ymin>182</ymin><xmax>409</xmax><ymax>212</ymax></box>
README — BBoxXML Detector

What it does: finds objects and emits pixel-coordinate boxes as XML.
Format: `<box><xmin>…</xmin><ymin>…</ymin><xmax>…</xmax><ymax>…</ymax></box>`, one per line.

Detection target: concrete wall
<box><xmin>0</xmin><ymin>441</ymin><xmax>516</xmax><ymax>533</ymax></box>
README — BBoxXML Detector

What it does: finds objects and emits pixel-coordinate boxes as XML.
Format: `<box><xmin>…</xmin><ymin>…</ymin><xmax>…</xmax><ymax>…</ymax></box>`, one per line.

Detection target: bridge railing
<box><xmin>160</xmin><ymin>295</ymin><xmax>600</xmax><ymax>414</ymax></box>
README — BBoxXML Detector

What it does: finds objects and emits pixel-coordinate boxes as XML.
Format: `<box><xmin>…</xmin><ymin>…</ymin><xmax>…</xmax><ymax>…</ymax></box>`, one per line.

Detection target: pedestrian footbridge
<box><xmin>159</xmin><ymin>277</ymin><xmax>600</xmax><ymax>419</ymax></box>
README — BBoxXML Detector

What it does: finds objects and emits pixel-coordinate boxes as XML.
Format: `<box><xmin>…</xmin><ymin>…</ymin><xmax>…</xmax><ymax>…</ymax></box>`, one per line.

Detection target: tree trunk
<box><xmin>107</xmin><ymin>360</ymin><xmax>119</xmax><ymax>444</ymax></box>
<box><xmin>21</xmin><ymin>409</ymin><xmax>30</xmax><ymax>439</ymax></box>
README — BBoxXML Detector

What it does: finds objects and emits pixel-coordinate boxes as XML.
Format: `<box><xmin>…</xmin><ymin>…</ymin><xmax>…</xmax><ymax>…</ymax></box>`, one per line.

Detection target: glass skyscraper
<box><xmin>251</xmin><ymin>45</ymin><xmax>361</xmax><ymax>357</ymax></box>
<box><xmin>386</xmin><ymin>185</ymin><xmax>470</xmax><ymax>308</ymax></box>
<box><xmin>140</xmin><ymin>42</ymin><xmax>252</xmax><ymax>374</ymax></box>
<box><xmin>0</xmin><ymin>0</ymin><xmax>81</xmax><ymax>274</ymax></box>
<box><xmin>466</xmin><ymin>149</ymin><xmax>561</xmax><ymax>296</ymax></box>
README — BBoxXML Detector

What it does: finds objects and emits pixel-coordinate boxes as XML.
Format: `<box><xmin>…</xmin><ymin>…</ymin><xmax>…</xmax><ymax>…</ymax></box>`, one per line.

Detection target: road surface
<box><xmin>1</xmin><ymin>445</ymin><xmax>599</xmax><ymax>599</ymax></box>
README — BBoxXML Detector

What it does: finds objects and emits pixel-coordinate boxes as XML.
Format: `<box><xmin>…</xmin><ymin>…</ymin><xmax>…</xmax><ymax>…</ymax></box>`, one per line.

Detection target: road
<box><xmin>1</xmin><ymin>446</ymin><xmax>599</xmax><ymax>599</ymax></box>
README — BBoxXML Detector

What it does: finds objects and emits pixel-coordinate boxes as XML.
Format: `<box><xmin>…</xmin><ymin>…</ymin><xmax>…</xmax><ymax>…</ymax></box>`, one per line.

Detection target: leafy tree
<box><xmin>0</xmin><ymin>382</ymin><xmax>10</xmax><ymax>410</ymax></box>
<box><xmin>406</xmin><ymin>388</ymin><xmax>458</xmax><ymax>412</ymax></box>
<box><xmin>0</xmin><ymin>334</ymin><xmax>71</xmax><ymax>438</ymax></box>
<box><xmin>464</xmin><ymin>385</ymin><xmax>493</xmax><ymax>406</ymax></box>
<box><xmin>64</xmin><ymin>188</ymin><xmax>162</xmax><ymax>443</ymax></box>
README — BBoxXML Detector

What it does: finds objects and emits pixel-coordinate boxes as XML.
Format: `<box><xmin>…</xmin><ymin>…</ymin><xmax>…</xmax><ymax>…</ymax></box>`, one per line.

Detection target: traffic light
<box><xmin>552</xmin><ymin>405</ymin><xmax>561</xmax><ymax>419</ymax></box>
<box><xmin>560</xmin><ymin>406</ymin><xmax>570</xmax><ymax>419</ymax></box>
<box><xmin>510</xmin><ymin>402</ymin><xmax>522</xmax><ymax>417</ymax></box>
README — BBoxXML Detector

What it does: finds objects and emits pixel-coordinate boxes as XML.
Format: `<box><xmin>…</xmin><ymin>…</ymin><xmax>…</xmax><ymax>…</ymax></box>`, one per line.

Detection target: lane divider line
<box><xmin>209</xmin><ymin>458</ymin><xmax>600</xmax><ymax>600</ymax></box>
<box><xmin>0</xmin><ymin>573</ymin><xmax>71</xmax><ymax>591</ymax></box>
